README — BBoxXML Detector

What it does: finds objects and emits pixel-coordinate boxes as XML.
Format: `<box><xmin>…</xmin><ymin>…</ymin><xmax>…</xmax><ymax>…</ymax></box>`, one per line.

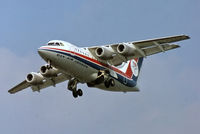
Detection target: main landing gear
<box><xmin>88</xmin><ymin>70</ymin><xmax>115</xmax><ymax>88</ymax></box>
<box><xmin>97</xmin><ymin>70</ymin><xmax>115</xmax><ymax>88</ymax></box>
<box><xmin>104</xmin><ymin>78</ymin><xmax>115</xmax><ymax>88</ymax></box>
<box><xmin>68</xmin><ymin>78</ymin><xmax>83</xmax><ymax>98</ymax></box>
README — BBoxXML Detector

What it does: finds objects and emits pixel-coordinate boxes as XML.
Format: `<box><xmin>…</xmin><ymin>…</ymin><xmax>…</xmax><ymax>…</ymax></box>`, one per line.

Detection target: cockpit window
<box><xmin>48</xmin><ymin>42</ymin><xmax>55</xmax><ymax>46</ymax></box>
<box><xmin>47</xmin><ymin>41</ymin><xmax>66</xmax><ymax>46</ymax></box>
<box><xmin>48</xmin><ymin>42</ymin><xmax>63</xmax><ymax>46</ymax></box>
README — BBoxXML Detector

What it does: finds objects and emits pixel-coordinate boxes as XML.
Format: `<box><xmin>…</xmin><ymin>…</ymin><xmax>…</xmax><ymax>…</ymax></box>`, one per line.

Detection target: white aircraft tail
<box><xmin>117</xmin><ymin>58</ymin><xmax>143</xmax><ymax>82</ymax></box>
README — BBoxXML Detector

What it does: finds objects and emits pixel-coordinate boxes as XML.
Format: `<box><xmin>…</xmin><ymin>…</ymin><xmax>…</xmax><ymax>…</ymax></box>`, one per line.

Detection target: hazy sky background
<box><xmin>0</xmin><ymin>0</ymin><xmax>199</xmax><ymax>134</ymax></box>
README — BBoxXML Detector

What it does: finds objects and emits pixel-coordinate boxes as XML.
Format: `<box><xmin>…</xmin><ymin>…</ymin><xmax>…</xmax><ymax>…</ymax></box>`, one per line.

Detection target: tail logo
<box><xmin>131</xmin><ymin>60</ymin><xmax>139</xmax><ymax>77</ymax></box>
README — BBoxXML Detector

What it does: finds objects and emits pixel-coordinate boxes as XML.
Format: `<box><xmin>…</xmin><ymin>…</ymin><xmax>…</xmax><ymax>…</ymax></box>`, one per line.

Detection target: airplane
<box><xmin>8</xmin><ymin>35</ymin><xmax>190</xmax><ymax>98</ymax></box>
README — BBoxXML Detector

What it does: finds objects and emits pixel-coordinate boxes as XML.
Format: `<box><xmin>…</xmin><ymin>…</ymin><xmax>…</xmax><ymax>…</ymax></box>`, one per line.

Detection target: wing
<box><xmin>8</xmin><ymin>80</ymin><xmax>30</xmax><ymax>94</ymax></box>
<box><xmin>129</xmin><ymin>34</ymin><xmax>189</xmax><ymax>48</ymax></box>
<box><xmin>88</xmin><ymin>35</ymin><xmax>190</xmax><ymax>66</ymax></box>
<box><xmin>31</xmin><ymin>73</ymin><xmax>70</xmax><ymax>91</ymax></box>
<box><xmin>8</xmin><ymin>73</ymin><xmax>70</xmax><ymax>94</ymax></box>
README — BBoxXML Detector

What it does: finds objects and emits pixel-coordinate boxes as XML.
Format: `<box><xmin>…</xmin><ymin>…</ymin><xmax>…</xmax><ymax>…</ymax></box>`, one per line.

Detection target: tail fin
<box><xmin>124</xmin><ymin>58</ymin><xmax>144</xmax><ymax>82</ymax></box>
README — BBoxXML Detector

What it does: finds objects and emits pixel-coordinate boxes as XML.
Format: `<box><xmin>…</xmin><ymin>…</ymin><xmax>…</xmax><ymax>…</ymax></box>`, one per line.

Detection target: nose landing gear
<box><xmin>46</xmin><ymin>60</ymin><xmax>52</xmax><ymax>69</ymax></box>
<box><xmin>68</xmin><ymin>78</ymin><xmax>83</xmax><ymax>98</ymax></box>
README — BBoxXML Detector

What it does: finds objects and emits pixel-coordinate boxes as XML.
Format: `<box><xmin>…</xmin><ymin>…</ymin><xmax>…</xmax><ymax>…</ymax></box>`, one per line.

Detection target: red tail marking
<box><xmin>125</xmin><ymin>61</ymin><xmax>133</xmax><ymax>78</ymax></box>
<box><xmin>134</xmin><ymin>58</ymin><xmax>138</xmax><ymax>63</ymax></box>
<box><xmin>125</xmin><ymin>59</ymin><xmax>139</xmax><ymax>78</ymax></box>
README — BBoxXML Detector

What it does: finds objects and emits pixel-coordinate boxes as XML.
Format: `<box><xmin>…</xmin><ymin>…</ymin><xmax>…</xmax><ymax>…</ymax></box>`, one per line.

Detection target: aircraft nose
<box><xmin>38</xmin><ymin>47</ymin><xmax>48</xmax><ymax>59</ymax></box>
<box><xmin>38</xmin><ymin>47</ymin><xmax>43</xmax><ymax>56</ymax></box>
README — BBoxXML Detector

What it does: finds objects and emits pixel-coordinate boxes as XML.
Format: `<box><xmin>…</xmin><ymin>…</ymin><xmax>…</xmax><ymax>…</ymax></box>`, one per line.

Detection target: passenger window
<box><xmin>56</xmin><ymin>43</ymin><xmax>60</xmax><ymax>46</ymax></box>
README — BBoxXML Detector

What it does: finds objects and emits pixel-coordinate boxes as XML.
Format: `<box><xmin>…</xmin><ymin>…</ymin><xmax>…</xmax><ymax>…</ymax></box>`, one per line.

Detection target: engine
<box><xmin>40</xmin><ymin>65</ymin><xmax>58</xmax><ymax>77</ymax></box>
<box><xmin>26</xmin><ymin>72</ymin><xmax>44</xmax><ymax>85</ymax></box>
<box><xmin>117</xmin><ymin>43</ymin><xmax>136</xmax><ymax>56</ymax></box>
<box><xmin>95</xmin><ymin>47</ymin><xmax>114</xmax><ymax>60</ymax></box>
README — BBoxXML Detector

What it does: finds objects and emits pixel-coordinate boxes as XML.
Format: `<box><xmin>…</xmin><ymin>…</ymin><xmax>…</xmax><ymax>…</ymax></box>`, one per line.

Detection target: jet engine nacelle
<box><xmin>95</xmin><ymin>47</ymin><xmax>114</xmax><ymax>60</ymax></box>
<box><xmin>40</xmin><ymin>65</ymin><xmax>58</xmax><ymax>77</ymax></box>
<box><xmin>117</xmin><ymin>43</ymin><xmax>136</xmax><ymax>56</ymax></box>
<box><xmin>26</xmin><ymin>72</ymin><xmax>44</xmax><ymax>85</ymax></box>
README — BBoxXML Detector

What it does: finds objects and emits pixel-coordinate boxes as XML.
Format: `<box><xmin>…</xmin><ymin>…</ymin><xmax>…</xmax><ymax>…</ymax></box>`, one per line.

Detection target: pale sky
<box><xmin>0</xmin><ymin>0</ymin><xmax>199</xmax><ymax>134</ymax></box>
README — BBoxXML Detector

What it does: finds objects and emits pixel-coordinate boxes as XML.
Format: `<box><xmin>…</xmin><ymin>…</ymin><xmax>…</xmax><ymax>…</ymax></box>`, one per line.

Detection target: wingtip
<box><xmin>8</xmin><ymin>90</ymin><xmax>14</xmax><ymax>94</ymax></box>
<box><xmin>183</xmin><ymin>35</ymin><xmax>190</xmax><ymax>39</ymax></box>
<box><xmin>174</xmin><ymin>45</ymin><xmax>180</xmax><ymax>48</ymax></box>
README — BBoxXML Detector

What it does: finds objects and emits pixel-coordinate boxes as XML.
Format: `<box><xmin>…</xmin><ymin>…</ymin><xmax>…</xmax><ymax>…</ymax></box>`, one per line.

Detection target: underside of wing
<box><xmin>8</xmin><ymin>69</ymin><xmax>70</xmax><ymax>94</ymax></box>
<box><xmin>132</xmin><ymin>35</ymin><xmax>190</xmax><ymax>48</ymax></box>
<box><xmin>142</xmin><ymin>44</ymin><xmax>180</xmax><ymax>56</ymax></box>
<box><xmin>8</xmin><ymin>80</ymin><xmax>30</xmax><ymax>94</ymax></box>
<box><xmin>88</xmin><ymin>35</ymin><xmax>190</xmax><ymax>66</ymax></box>
<box><xmin>31</xmin><ymin>73</ymin><xmax>70</xmax><ymax>91</ymax></box>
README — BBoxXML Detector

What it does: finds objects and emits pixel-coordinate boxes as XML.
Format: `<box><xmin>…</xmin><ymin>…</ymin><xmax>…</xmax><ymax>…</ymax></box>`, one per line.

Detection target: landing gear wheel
<box><xmin>104</xmin><ymin>79</ymin><xmax>115</xmax><ymax>88</ymax></box>
<box><xmin>109</xmin><ymin>79</ymin><xmax>115</xmax><ymax>87</ymax></box>
<box><xmin>104</xmin><ymin>80</ymin><xmax>110</xmax><ymax>88</ymax></box>
<box><xmin>72</xmin><ymin>91</ymin><xmax>78</xmax><ymax>98</ymax></box>
<box><xmin>77</xmin><ymin>89</ymin><xmax>83</xmax><ymax>96</ymax></box>
<box><xmin>68</xmin><ymin>78</ymin><xmax>84</xmax><ymax>98</ymax></box>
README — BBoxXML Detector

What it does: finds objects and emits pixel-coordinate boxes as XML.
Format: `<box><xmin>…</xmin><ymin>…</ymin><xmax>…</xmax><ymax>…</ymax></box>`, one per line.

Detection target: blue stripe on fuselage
<box><xmin>42</xmin><ymin>48</ymin><xmax>137</xmax><ymax>87</ymax></box>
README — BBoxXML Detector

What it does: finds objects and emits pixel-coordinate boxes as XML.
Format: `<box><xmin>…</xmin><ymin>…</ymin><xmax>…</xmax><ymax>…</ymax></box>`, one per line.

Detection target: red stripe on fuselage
<box><xmin>40</xmin><ymin>47</ymin><xmax>133</xmax><ymax>79</ymax></box>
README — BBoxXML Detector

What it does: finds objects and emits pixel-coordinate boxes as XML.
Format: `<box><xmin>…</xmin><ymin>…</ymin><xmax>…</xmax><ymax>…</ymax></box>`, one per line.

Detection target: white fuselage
<box><xmin>38</xmin><ymin>41</ymin><xmax>139</xmax><ymax>92</ymax></box>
